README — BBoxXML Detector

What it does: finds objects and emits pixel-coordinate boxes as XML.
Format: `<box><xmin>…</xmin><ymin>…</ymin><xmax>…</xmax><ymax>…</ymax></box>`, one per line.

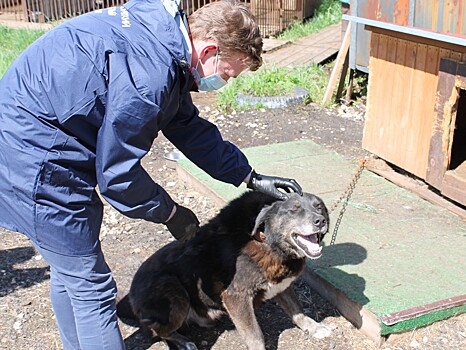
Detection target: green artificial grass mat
<box><xmin>178</xmin><ymin>140</ymin><xmax>466</xmax><ymax>334</ymax></box>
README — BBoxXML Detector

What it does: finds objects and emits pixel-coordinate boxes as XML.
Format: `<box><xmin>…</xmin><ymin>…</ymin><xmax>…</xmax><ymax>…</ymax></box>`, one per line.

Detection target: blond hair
<box><xmin>189</xmin><ymin>0</ymin><xmax>263</xmax><ymax>71</ymax></box>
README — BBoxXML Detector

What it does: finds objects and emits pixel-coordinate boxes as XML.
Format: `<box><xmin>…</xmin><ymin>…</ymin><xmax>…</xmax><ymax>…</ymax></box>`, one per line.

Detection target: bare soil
<box><xmin>1</xmin><ymin>92</ymin><xmax>465</xmax><ymax>350</ymax></box>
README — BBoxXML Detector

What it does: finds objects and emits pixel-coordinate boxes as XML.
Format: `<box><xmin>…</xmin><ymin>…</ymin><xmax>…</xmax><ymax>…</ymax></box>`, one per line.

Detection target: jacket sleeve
<box><xmin>96</xmin><ymin>53</ymin><xmax>175</xmax><ymax>223</ymax></box>
<box><xmin>162</xmin><ymin>92</ymin><xmax>252</xmax><ymax>187</ymax></box>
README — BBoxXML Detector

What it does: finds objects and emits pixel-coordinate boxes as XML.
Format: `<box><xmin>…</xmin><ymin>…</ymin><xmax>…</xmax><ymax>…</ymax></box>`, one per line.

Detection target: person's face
<box><xmin>195</xmin><ymin>44</ymin><xmax>248</xmax><ymax>81</ymax></box>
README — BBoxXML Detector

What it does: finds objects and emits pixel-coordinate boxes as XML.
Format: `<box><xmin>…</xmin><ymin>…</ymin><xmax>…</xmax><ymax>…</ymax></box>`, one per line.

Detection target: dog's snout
<box><xmin>313</xmin><ymin>215</ymin><xmax>327</xmax><ymax>228</ymax></box>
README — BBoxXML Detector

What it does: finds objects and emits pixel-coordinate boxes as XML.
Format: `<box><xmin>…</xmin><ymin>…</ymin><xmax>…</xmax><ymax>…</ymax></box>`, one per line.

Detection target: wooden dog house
<box><xmin>345</xmin><ymin>0</ymin><xmax>466</xmax><ymax>207</ymax></box>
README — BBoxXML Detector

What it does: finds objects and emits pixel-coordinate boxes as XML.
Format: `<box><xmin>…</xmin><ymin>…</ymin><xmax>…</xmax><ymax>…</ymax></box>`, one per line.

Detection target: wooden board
<box><xmin>262</xmin><ymin>23</ymin><xmax>341</xmax><ymax>68</ymax></box>
<box><xmin>426</xmin><ymin>58</ymin><xmax>459</xmax><ymax>189</ymax></box>
<box><xmin>322</xmin><ymin>22</ymin><xmax>351</xmax><ymax>104</ymax></box>
<box><xmin>426</xmin><ymin>59</ymin><xmax>466</xmax><ymax>207</ymax></box>
<box><xmin>363</xmin><ymin>30</ymin><xmax>466</xmax><ymax>180</ymax></box>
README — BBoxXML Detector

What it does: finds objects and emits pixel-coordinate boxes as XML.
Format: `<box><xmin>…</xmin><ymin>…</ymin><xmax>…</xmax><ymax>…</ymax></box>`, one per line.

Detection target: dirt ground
<box><xmin>1</xmin><ymin>92</ymin><xmax>465</xmax><ymax>350</ymax></box>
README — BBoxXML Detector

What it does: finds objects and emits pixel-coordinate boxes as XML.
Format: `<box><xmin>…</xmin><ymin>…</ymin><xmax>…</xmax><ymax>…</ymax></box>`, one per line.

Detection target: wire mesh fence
<box><xmin>1</xmin><ymin>0</ymin><xmax>316</xmax><ymax>37</ymax></box>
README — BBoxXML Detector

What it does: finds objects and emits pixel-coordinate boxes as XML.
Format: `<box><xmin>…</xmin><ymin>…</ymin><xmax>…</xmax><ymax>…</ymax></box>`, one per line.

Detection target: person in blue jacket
<box><xmin>0</xmin><ymin>0</ymin><xmax>302</xmax><ymax>348</ymax></box>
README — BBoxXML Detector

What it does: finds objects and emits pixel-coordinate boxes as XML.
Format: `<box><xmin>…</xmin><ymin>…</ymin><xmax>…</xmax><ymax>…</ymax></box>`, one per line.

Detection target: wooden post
<box><xmin>335</xmin><ymin>53</ymin><xmax>350</xmax><ymax>102</ymax></box>
<box><xmin>322</xmin><ymin>22</ymin><xmax>351</xmax><ymax>105</ymax></box>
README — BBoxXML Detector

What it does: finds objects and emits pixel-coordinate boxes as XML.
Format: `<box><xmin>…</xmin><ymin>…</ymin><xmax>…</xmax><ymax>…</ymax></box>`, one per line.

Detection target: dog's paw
<box><xmin>182</xmin><ymin>342</ymin><xmax>198</xmax><ymax>350</ymax></box>
<box><xmin>311</xmin><ymin>323</ymin><xmax>332</xmax><ymax>339</ymax></box>
<box><xmin>294</xmin><ymin>314</ymin><xmax>332</xmax><ymax>339</ymax></box>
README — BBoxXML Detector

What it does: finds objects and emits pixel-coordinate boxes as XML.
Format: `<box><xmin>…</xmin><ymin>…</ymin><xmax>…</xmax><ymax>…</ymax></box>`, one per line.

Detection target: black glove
<box><xmin>165</xmin><ymin>205</ymin><xmax>200</xmax><ymax>241</ymax></box>
<box><xmin>247</xmin><ymin>170</ymin><xmax>303</xmax><ymax>201</ymax></box>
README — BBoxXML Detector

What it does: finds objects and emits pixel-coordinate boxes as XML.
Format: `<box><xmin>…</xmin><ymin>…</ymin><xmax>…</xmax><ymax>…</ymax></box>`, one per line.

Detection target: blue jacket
<box><xmin>0</xmin><ymin>0</ymin><xmax>251</xmax><ymax>255</ymax></box>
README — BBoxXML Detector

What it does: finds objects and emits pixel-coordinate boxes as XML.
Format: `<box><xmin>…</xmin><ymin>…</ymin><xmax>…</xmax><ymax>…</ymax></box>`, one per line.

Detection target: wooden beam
<box><xmin>366</xmin><ymin>158</ymin><xmax>466</xmax><ymax>221</ymax></box>
<box><xmin>335</xmin><ymin>53</ymin><xmax>350</xmax><ymax>102</ymax></box>
<box><xmin>301</xmin><ymin>267</ymin><xmax>384</xmax><ymax>345</ymax></box>
<box><xmin>322</xmin><ymin>22</ymin><xmax>351</xmax><ymax>105</ymax></box>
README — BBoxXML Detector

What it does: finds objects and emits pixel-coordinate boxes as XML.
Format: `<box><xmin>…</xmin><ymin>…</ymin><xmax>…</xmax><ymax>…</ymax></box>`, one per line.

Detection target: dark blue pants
<box><xmin>34</xmin><ymin>245</ymin><xmax>125</xmax><ymax>350</ymax></box>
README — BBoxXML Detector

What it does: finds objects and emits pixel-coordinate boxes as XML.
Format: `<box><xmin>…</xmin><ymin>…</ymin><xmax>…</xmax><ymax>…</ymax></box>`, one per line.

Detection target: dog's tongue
<box><xmin>297</xmin><ymin>234</ymin><xmax>322</xmax><ymax>258</ymax></box>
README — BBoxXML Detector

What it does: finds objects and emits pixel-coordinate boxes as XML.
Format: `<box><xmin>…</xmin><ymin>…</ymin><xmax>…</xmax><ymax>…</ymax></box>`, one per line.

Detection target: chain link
<box><xmin>328</xmin><ymin>159</ymin><xmax>366</xmax><ymax>245</ymax></box>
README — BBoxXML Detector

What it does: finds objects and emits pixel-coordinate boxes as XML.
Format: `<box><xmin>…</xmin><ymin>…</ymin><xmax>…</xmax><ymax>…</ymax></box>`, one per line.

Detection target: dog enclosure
<box><xmin>0</xmin><ymin>0</ymin><xmax>321</xmax><ymax>37</ymax></box>
<box><xmin>345</xmin><ymin>0</ymin><xmax>466</xmax><ymax>207</ymax></box>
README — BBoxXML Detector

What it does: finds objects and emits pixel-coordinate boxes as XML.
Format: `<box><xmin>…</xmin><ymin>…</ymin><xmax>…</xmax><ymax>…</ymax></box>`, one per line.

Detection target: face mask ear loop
<box><xmin>195</xmin><ymin>47</ymin><xmax>219</xmax><ymax>75</ymax></box>
<box><xmin>214</xmin><ymin>49</ymin><xmax>219</xmax><ymax>75</ymax></box>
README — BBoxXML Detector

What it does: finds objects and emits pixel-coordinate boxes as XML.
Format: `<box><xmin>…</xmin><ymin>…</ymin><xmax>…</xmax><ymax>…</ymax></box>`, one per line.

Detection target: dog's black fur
<box><xmin>120</xmin><ymin>191</ymin><xmax>332</xmax><ymax>350</ymax></box>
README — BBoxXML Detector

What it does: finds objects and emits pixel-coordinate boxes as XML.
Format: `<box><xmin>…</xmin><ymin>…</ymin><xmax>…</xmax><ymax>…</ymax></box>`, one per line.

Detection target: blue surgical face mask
<box><xmin>192</xmin><ymin>50</ymin><xmax>227</xmax><ymax>91</ymax></box>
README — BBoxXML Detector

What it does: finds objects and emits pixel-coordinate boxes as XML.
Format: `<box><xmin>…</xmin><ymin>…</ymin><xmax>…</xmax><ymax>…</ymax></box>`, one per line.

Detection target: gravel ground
<box><xmin>1</xmin><ymin>92</ymin><xmax>465</xmax><ymax>350</ymax></box>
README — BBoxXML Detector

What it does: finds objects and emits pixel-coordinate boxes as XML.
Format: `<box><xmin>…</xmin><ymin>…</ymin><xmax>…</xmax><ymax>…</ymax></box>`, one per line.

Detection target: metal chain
<box><xmin>328</xmin><ymin>159</ymin><xmax>367</xmax><ymax>245</ymax></box>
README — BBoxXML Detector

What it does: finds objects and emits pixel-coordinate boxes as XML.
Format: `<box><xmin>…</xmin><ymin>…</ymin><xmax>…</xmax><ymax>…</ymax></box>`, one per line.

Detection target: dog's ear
<box><xmin>251</xmin><ymin>205</ymin><xmax>273</xmax><ymax>238</ymax></box>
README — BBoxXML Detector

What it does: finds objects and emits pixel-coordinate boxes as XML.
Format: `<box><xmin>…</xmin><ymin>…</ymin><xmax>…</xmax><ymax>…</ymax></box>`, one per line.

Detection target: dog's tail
<box><xmin>116</xmin><ymin>292</ymin><xmax>137</xmax><ymax>320</ymax></box>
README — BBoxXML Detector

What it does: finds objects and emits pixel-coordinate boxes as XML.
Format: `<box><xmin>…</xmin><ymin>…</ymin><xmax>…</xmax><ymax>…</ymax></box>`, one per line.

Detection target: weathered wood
<box><xmin>363</xmin><ymin>29</ymin><xmax>466</xmax><ymax>181</ymax></box>
<box><xmin>426</xmin><ymin>59</ymin><xmax>458</xmax><ymax>189</ymax></box>
<box><xmin>322</xmin><ymin>22</ymin><xmax>351</xmax><ymax>104</ymax></box>
<box><xmin>367</xmin><ymin>26</ymin><xmax>466</xmax><ymax>53</ymax></box>
<box><xmin>301</xmin><ymin>267</ymin><xmax>385</xmax><ymax>345</ymax></box>
<box><xmin>176</xmin><ymin>163</ymin><xmax>228</xmax><ymax>208</ymax></box>
<box><xmin>263</xmin><ymin>23</ymin><xmax>341</xmax><ymax>68</ymax></box>
<box><xmin>443</xmin><ymin>164</ymin><xmax>466</xmax><ymax>207</ymax></box>
<box><xmin>335</xmin><ymin>53</ymin><xmax>349</xmax><ymax>102</ymax></box>
<box><xmin>345</xmin><ymin>68</ymin><xmax>355</xmax><ymax>101</ymax></box>
<box><xmin>366</xmin><ymin>158</ymin><xmax>466</xmax><ymax>221</ymax></box>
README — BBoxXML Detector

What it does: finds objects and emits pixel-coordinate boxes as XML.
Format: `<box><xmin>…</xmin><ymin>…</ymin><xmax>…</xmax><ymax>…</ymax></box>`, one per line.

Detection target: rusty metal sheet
<box><xmin>355</xmin><ymin>0</ymin><xmax>466</xmax><ymax>36</ymax></box>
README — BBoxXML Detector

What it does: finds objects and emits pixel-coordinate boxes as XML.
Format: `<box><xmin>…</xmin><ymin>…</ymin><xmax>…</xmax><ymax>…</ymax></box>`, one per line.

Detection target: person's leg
<box><xmin>35</xmin><ymin>245</ymin><xmax>125</xmax><ymax>350</ymax></box>
<box><xmin>48</xmin><ymin>265</ymin><xmax>81</xmax><ymax>350</ymax></box>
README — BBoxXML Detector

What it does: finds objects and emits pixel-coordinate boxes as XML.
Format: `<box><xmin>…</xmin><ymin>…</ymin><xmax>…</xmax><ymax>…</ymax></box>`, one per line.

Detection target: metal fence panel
<box><xmin>1</xmin><ymin>0</ymin><xmax>316</xmax><ymax>37</ymax></box>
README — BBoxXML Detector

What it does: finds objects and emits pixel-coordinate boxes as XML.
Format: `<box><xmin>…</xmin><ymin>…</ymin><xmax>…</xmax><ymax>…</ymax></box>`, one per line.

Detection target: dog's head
<box><xmin>251</xmin><ymin>193</ymin><xmax>329</xmax><ymax>260</ymax></box>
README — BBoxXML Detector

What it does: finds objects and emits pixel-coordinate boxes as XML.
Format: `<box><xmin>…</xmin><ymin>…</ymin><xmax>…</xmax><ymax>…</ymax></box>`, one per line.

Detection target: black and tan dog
<box><xmin>123</xmin><ymin>191</ymin><xmax>332</xmax><ymax>350</ymax></box>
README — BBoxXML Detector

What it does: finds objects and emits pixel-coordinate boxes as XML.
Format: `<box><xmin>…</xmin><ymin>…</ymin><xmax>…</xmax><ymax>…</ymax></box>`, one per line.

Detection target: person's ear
<box><xmin>198</xmin><ymin>44</ymin><xmax>219</xmax><ymax>62</ymax></box>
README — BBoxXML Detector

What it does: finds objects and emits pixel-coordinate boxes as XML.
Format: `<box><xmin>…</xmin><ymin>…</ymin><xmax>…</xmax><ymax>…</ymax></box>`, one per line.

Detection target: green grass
<box><xmin>277</xmin><ymin>0</ymin><xmax>342</xmax><ymax>42</ymax></box>
<box><xmin>217</xmin><ymin>64</ymin><xmax>329</xmax><ymax>111</ymax></box>
<box><xmin>215</xmin><ymin>0</ymin><xmax>342</xmax><ymax>111</ymax></box>
<box><xmin>0</xmin><ymin>26</ymin><xmax>46</xmax><ymax>78</ymax></box>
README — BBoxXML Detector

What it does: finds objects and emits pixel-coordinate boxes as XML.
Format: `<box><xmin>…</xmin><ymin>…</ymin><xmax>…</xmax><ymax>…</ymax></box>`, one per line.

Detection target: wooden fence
<box><xmin>0</xmin><ymin>0</ymin><xmax>319</xmax><ymax>36</ymax></box>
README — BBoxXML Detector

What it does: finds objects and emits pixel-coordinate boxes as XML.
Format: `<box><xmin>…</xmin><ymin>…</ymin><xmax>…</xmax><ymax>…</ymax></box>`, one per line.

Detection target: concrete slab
<box><xmin>177</xmin><ymin>140</ymin><xmax>466</xmax><ymax>341</ymax></box>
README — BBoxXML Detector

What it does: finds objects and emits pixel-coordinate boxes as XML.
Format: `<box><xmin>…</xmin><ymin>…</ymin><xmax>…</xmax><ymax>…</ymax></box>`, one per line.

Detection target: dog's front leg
<box><xmin>222</xmin><ymin>291</ymin><xmax>266</xmax><ymax>350</ymax></box>
<box><xmin>274</xmin><ymin>286</ymin><xmax>332</xmax><ymax>339</ymax></box>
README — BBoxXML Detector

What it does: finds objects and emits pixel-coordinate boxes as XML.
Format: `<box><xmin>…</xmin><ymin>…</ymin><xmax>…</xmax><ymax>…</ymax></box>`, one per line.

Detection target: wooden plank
<box><xmin>362</xmin><ymin>35</ymin><xmax>398</xmax><ymax>161</ymax></box>
<box><xmin>379</xmin><ymin>36</ymin><xmax>404</xmax><ymax>161</ymax></box>
<box><xmin>301</xmin><ymin>267</ymin><xmax>385</xmax><ymax>345</ymax></box>
<box><xmin>322</xmin><ymin>22</ymin><xmax>351</xmax><ymax>104</ymax></box>
<box><xmin>366</xmin><ymin>158</ymin><xmax>466</xmax><ymax>221</ymax></box>
<box><xmin>335</xmin><ymin>53</ymin><xmax>349</xmax><ymax>101</ymax></box>
<box><xmin>441</xmin><ymin>162</ymin><xmax>466</xmax><ymax>207</ymax></box>
<box><xmin>367</xmin><ymin>26</ymin><xmax>466</xmax><ymax>53</ymax></box>
<box><xmin>363</xmin><ymin>30</ymin><xmax>466</xmax><ymax>183</ymax></box>
<box><xmin>263</xmin><ymin>23</ymin><xmax>341</xmax><ymax>68</ymax></box>
<box><xmin>406</xmin><ymin>43</ymin><xmax>430</xmax><ymax>178</ymax></box>
<box><xmin>305</xmin><ymin>47</ymin><xmax>339</xmax><ymax>66</ymax></box>
<box><xmin>176</xmin><ymin>164</ymin><xmax>228</xmax><ymax>208</ymax></box>
<box><xmin>363</xmin><ymin>33</ymin><xmax>385</xmax><ymax>153</ymax></box>
<box><xmin>425</xmin><ymin>57</ymin><xmax>455</xmax><ymax>189</ymax></box>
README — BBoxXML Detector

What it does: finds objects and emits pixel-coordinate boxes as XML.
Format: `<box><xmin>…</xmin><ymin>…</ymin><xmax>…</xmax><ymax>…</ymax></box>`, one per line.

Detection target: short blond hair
<box><xmin>189</xmin><ymin>0</ymin><xmax>263</xmax><ymax>71</ymax></box>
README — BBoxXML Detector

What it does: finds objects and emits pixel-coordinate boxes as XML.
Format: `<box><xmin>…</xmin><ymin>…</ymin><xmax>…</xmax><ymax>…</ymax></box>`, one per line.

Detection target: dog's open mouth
<box><xmin>291</xmin><ymin>233</ymin><xmax>323</xmax><ymax>259</ymax></box>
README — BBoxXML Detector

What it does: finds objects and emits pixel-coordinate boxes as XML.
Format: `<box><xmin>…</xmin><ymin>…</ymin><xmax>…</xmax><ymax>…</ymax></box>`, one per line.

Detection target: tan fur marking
<box><xmin>241</xmin><ymin>241</ymin><xmax>305</xmax><ymax>283</ymax></box>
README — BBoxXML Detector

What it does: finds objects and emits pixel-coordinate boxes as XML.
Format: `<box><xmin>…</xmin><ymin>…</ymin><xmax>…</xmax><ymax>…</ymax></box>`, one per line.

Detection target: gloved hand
<box><xmin>165</xmin><ymin>205</ymin><xmax>200</xmax><ymax>241</ymax></box>
<box><xmin>247</xmin><ymin>170</ymin><xmax>303</xmax><ymax>201</ymax></box>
